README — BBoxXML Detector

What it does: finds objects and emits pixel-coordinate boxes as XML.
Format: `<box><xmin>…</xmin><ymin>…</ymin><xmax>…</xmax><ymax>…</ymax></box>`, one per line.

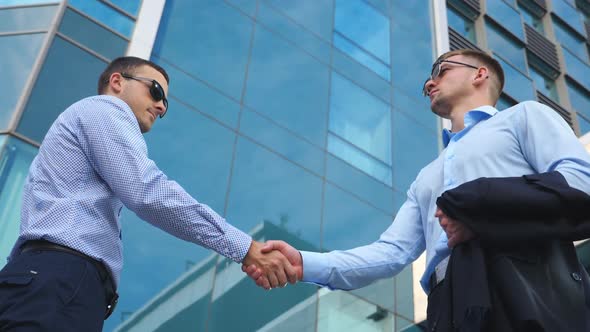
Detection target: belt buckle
<box><xmin>105</xmin><ymin>293</ymin><xmax>119</xmax><ymax>320</ymax></box>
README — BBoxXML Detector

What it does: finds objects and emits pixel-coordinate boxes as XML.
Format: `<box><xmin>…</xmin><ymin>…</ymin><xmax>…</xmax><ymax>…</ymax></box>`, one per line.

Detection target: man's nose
<box><xmin>424</xmin><ymin>79</ymin><xmax>437</xmax><ymax>96</ymax></box>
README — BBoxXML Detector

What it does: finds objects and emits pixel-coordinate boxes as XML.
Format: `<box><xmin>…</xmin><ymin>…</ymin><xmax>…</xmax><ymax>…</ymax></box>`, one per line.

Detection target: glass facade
<box><xmin>2</xmin><ymin>0</ymin><xmax>590</xmax><ymax>331</ymax></box>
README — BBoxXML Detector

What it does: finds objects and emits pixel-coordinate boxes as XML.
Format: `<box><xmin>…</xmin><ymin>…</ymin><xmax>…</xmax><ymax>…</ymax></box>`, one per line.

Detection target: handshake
<box><xmin>241</xmin><ymin>240</ymin><xmax>302</xmax><ymax>290</ymax></box>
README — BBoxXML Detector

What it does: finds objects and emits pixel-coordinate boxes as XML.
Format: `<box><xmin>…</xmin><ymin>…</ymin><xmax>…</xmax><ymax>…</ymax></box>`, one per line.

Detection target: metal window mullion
<box><xmin>8</xmin><ymin>0</ymin><xmax>68</xmax><ymax>134</ymax></box>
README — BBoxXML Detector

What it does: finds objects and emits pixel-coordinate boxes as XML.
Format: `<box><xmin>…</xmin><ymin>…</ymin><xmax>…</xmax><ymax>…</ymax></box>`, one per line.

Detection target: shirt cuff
<box><xmin>222</xmin><ymin>223</ymin><xmax>252</xmax><ymax>263</ymax></box>
<box><xmin>300</xmin><ymin>250</ymin><xmax>329</xmax><ymax>286</ymax></box>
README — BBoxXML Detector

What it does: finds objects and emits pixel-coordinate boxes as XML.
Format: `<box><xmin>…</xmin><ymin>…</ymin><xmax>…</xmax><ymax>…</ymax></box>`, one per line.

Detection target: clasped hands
<box><xmin>435</xmin><ymin>206</ymin><xmax>475</xmax><ymax>247</ymax></box>
<box><xmin>242</xmin><ymin>240</ymin><xmax>302</xmax><ymax>290</ymax></box>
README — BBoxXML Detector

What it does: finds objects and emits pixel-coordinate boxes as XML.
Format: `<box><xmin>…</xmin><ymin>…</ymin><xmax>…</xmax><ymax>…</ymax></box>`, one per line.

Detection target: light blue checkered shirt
<box><xmin>10</xmin><ymin>95</ymin><xmax>252</xmax><ymax>287</ymax></box>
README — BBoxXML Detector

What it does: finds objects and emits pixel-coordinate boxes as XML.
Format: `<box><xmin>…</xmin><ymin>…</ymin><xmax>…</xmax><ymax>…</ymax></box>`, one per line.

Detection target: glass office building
<box><xmin>1</xmin><ymin>0</ymin><xmax>589</xmax><ymax>331</ymax></box>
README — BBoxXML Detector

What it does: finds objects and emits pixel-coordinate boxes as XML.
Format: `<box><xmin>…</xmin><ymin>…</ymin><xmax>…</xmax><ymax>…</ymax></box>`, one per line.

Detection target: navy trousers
<box><xmin>0</xmin><ymin>249</ymin><xmax>106</xmax><ymax>332</ymax></box>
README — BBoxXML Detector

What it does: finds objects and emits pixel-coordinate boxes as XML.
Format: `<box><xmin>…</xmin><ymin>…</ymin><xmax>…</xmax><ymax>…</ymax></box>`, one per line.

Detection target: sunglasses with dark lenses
<box><xmin>121</xmin><ymin>73</ymin><xmax>168</xmax><ymax>117</ymax></box>
<box><xmin>422</xmin><ymin>60</ymin><xmax>479</xmax><ymax>96</ymax></box>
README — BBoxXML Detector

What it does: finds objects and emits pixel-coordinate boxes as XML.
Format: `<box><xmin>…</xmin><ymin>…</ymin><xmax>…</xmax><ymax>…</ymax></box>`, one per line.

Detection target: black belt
<box><xmin>20</xmin><ymin>240</ymin><xmax>119</xmax><ymax>319</ymax></box>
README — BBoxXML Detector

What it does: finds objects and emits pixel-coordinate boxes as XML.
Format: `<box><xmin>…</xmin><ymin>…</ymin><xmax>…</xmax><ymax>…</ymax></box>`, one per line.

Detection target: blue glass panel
<box><xmin>325</xmin><ymin>154</ymin><xmax>395</xmax><ymax>214</ymax></box>
<box><xmin>578</xmin><ymin>113</ymin><xmax>590</xmax><ymax>135</ymax></box>
<box><xmin>68</xmin><ymin>0</ymin><xmax>134</xmax><ymax>37</ymax></box>
<box><xmin>554</xmin><ymin>18</ymin><xmax>589</xmax><ymax>62</ymax></box>
<box><xmin>327</xmin><ymin>133</ymin><xmax>392</xmax><ymax>185</ymax></box>
<box><xmin>0</xmin><ymin>137</ymin><xmax>38</xmax><ymax>263</ymax></box>
<box><xmin>486</xmin><ymin>0</ymin><xmax>524</xmax><ymax>41</ymax></box>
<box><xmin>392</xmin><ymin>110</ymin><xmax>438</xmax><ymax>192</ymax></box>
<box><xmin>447</xmin><ymin>6</ymin><xmax>476</xmax><ymax>43</ymax></box>
<box><xmin>104</xmin><ymin>100</ymin><xmax>236</xmax><ymax>332</ymax></box>
<box><xmin>240</xmin><ymin>108</ymin><xmax>325</xmax><ymax>175</ymax></box>
<box><xmin>350</xmin><ymin>277</ymin><xmax>395</xmax><ymax>313</ymax></box>
<box><xmin>552</xmin><ymin>0</ymin><xmax>586</xmax><ymax>37</ymax></box>
<box><xmin>518</xmin><ymin>3</ymin><xmax>544</xmax><ymax>34</ymax></box>
<box><xmin>154</xmin><ymin>1</ymin><xmax>252</xmax><ymax>100</ymax></box>
<box><xmin>331</xmin><ymin>47</ymin><xmax>391</xmax><ymax>102</ymax></box>
<box><xmin>151</xmin><ymin>56</ymin><xmax>241</xmax><ymax>128</ymax></box>
<box><xmin>257</xmin><ymin>1</ymin><xmax>330</xmax><ymax>62</ymax></box>
<box><xmin>226</xmin><ymin>0</ymin><xmax>257</xmax><ymax>17</ymax></box>
<box><xmin>266</xmin><ymin>0</ymin><xmax>333</xmax><ymax>41</ymax></box>
<box><xmin>496</xmin><ymin>94</ymin><xmax>516</xmax><ymax>110</ymax></box>
<box><xmin>333</xmin><ymin>32</ymin><xmax>390</xmax><ymax>81</ymax></box>
<box><xmin>17</xmin><ymin>36</ymin><xmax>107</xmax><ymax>143</ymax></box>
<box><xmin>567</xmin><ymin>79</ymin><xmax>590</xmax><ymax>119</ymax></box>
<box><xmin>529</xmin><ymin>66</ymin><xmax>559</xmax><ymax>102</ymax></box>
<box><xmin>392</xmin><ymin>89</ymin><xmax>437</xmax><ymax>133</ymax></box>
<box><xmin>322</xmin><ymin>183</ymin><xmax>393</xmax><ymax>250</ymax></box>
<box><xmin>486</xmin><ymin>21</ymin><xmax>527</xmax><ymax>73</ymax></box>
<box><xmin>563</xmin><ymin>46</ymin><xmax>590</xmax><ymax>89</ymax></box>
<box><xmin>494</xmin><ymin>54</ymin><xmax>535</xmax><ymax>102</ymax></box>
<box><xmin>334</xmin><ymin>0</ymin><xmax>390</xmax><ymax>64</ymax></box>
<box><xmin>59</xmin><ymin>8</ymin><xmax>128</xmax><ymax>60</ymax></box>
<box><xmin>226</xmin><ymin>137</ymin><xmax>323</xmax><ymax>247</ymax></box>
<box><xmin>245</xmin><ymin>26</ymin><xmax>330</xmax><ymax>146</ymax></box>
<box><xmin>0</xmin><ymin>33</ymin><xmax>45</xmax><ymax>130</ymax></box>
<box><xmin>107</xmin><ymin>0</ymin><xmax>141</xmax><ymax>16</ymax></box>
<box><xmin>390</xmin><ymin>1</ymin><xmax>433</xmax><ymax>97</ymax></box>
<box><xmin>0</xmin><ymin>4</ymin><xmax>57</xmax><ymax>32</ymax></box>
<box><xmin>329</xmin><ymin>73</ymin><xmax>391</xmax><ymax>165</ymax></box>
<box><xmin>0</xmin><ymin>0</ymin><xmax>56</xmax><ymax>5</ymax></box>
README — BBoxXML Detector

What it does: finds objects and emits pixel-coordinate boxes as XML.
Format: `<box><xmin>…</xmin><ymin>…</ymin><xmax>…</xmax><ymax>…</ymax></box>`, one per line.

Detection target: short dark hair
<box><xmin>436</xmin><ymin>49</ymin><xmax>505</xmax><ymax>101</ymax></box>
<box><xmin>97</xmin><ymin>56</ymin><xmax>169</xmax><ymax>94</ymax></box>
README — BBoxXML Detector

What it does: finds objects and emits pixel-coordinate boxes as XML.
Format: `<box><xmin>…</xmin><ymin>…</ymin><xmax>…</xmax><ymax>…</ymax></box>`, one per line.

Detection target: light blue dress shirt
<box><xmin>10</xmin><ymin>95</ymin><xmax>252</xmax><ymax>287</ymax></box>
<box><xmin>301</xmin><ymin>101</ymin><xmax>590</xmax><ymax>293</ymax></box>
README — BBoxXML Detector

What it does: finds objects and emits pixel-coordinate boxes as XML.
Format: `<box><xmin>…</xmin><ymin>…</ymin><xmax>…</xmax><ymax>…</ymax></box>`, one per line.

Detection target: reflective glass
<box><xmin>567</xmin><ymin>79</ymin><xmax>590</xmax><ymax>119</ymax></box>
<box><xmin>330</xmin><ymin>73</ymin><xmax>391</xmax><ymax>165</ymax></box>
<box><xmin>392</xmin><ymin>89</ymin><xmax>437</xmax><ymax>133</ymax></box>
<box><xmin>317</xmin><ymin>289</ymin><xmax>395</xmax><ymax>331</ymax></box>
<box><xmin>578</xmin><ymin>113</ymin><xmax>590</xmax><ymax>135</ymax></box>
<box><xmin>350</xmin><ymin>278</ymin><xmax>395</xmax><ymax>313</ymax></box>
<box><xmin>0</xmin><ymin>4</ymin><xmax>56</xmax><ymax>32</ymax></box>
<box><xmin>0</xmin><ymin>0</ymin><xmax>56</xmax><ymax>5</ymax></box>
<box><xmin>245</xmin><ymin>26</ymin><xmax>330</xmax><ymax>146</ymax></box>
<box><xmin>392</xmin><ymin>111</ymin><xmax>438</xmax><ymax>192</ymax></box>
<box><xmin>225</xmin><ymin>137</ymin><xmax>323</xmax><ymax>248</ymax></box>
<box><xmin>552</xmin><ymin>0</ymin><xmax>586</xmax><ymax>37</ymax></box>
<box><xmin>325</xmin><ymin>153</ymin><xmax>395</xmax><ymax>215</ymax></box>
<box><xmin>393</xmin><ymin>266</ymin><xmax>415</xmax><ymax>320</ymax></box>
<box><xmin>17</xmin><ymin>36</ymin><xmax>107</xmax><ymax>143</ymax></box>
<box><xmin>486</xmin><ymin>21</ymin><xmax>527</xmax><ymax>73</ymax></box>
<box><xmin>529</xmin><ymin>66</ymin><xmax>559</xmax><ymax>101</ymax></box>
<box><xmin>68</xmin><ymin>0</ymin><xmax>134</xmax><ymax>37</ymax></box>
<box><xmin>494</xmin><ymin>54</ymin><xmax>535</xmax><ymax>102</ymax></box>
<box><xmin>240</xmin><ymin>108</ymin><xmax>325</xmax><ymax>175</ymax></box>
<box><xmin>333</xmin><ymin>32</ymin><xmax>390</xmax><ymax>81</ymax></box>
<box><xmin>496</xmin><ymin>94</ymin><xmax>517</xmax><ymax>110</ymax></box>
<box><xmin>0</xmin><ymin>136</ymin><xmax>38</xmax><ymax>263</ymax></box>
<box><xmin>266</xmin><ymin>0</ymin><xmax>334</xmax><ymax>41</ymax></box>
<box><xmin>226</xmin><ymin>0</ymin><xmax>257</xmax><ymax>17</ymax></box>
<box><xmin>0</xmin><ymin>33</ymin><xmax>45</xmax><ymax>130</ymax></box>
<box><xmin>447</xmin><ymin>6</ymin><xmax>476</xmax><ymax>43</ymax></box>
<box><xmin>518</xmin><ymin>3</ymin><xmax>544</xmax><ymax>34</ymax></box>
<box><xmin>257</xmin><ymin>1</ymin><xmax>331</xmax><ymax>62</ymax></box>
<box><xmin>154</xmin><ymin>1</ymin><xmax>252</xmax><ymax>100</ymax></box>
<box><xmin>562</xmin><ymin>46</ymin><xmax>590</xmax><ymax>88</ymax></box>
<box><xmin>553</xmin><ymin>18</ymin><xmax>589</xmax><ymax>62</ymax></box>
<box><xmin>104</xmin><ymin>100</ymin><xmax>237</xmax><ymax>332</ymax></box>
<box><xmin>486</xmin><ymin>0</ymin><xmax>525</xmax><ymax>41</ymax></box>
<box><xmin>390</xmin><ymin>2</ymin><xmax>433</xmax><ymax>97</ymax></box>
<box><xmin>151</xmin><ymin>56</ymin><xmax>241</xmax><ymax>129</ymax></box>
<box><xmin>59</xmin><ymin>8</ymin><xmax>128</xmax><ymax>60</ymax></box>
<box><xmin>107</xmin><ymin>0</ymin><xmax>141</xmax><ymax>16</ymax></box>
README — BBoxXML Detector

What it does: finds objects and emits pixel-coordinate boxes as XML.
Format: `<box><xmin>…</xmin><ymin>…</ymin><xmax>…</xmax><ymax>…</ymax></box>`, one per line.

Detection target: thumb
<box><xmin>260</xmin><ymin>240</ymin><xmax>284</xmax><ymax>253</ymax></box>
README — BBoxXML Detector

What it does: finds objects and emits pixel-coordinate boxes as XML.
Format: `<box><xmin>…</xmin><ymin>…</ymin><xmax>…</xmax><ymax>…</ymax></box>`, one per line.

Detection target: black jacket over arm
<box><xmin>434</xmin><ymin>171</ymin><xmax>590</xmax><ymax>332</ymax></box>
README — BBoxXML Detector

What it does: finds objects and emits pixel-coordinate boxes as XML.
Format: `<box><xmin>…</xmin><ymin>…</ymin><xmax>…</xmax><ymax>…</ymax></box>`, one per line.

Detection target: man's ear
<box><xmin>473</xmin><ymin>67</ymin><xmax>489</xmax><ymax>86</ymax></box>
<box><xmin>108</xmin><ymin>72</ymin><xmax>124</xmax><ymax>94</ymax></box>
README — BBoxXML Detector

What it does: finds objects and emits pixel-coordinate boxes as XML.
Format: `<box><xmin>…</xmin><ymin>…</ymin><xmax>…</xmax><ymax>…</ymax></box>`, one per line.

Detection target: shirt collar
<box><xmin>441</xmin><ymin>105</ymin><xmax>498</xmax><ymax>147</ymax></box>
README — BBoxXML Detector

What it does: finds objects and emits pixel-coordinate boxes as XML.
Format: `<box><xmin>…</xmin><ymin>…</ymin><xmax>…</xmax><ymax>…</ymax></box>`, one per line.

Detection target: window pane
<box><xmin>518</xmin><ymin>3</ymin><xmax>544</xmax><ymax>35</ymax></box>
<box><xmin>330</xmin><ymin>73</ymin><xmax>391</xmax><ymax>165</ymax></box>
<box><xmin>487</xmin><ymin>0</ymin><xmax>525</xmax><ymax>41</ymax></box>
<box><xmin>317</xmin><ymin>290</ymin><xmax>395</xmax><ymax>331</ymax></box>
<box><xmin>578</xmin><ymin>113</ymin><xmax>590</xmax><ymax>135</ymax></box>
<box><xmin>333</xmin><ymin>32</ymin><xmax>390</xmax><ymax>81</ymax></box>
<box><xmin>553</xmin><ymin>18</ymin><xmax>588</xmax><ymax>61</ymax></box>
<box><xmin>552</xmin><ymin>0</ymin><xmax>586</xmax><ymax>37</ymax></box>
<box><xmin>0</xmin><ymin>4</ymin><xmax>57</xmax><ymax>32</ymax></box>
<box><xmin>563</xmin><ymin>46</ymin><xmax>590</xmax><ymax>88</ymax></box>
<box><xmin>567</xmin><ymin>79</ymin><xmax>590</xmax><ymax>119</ymax></box>
<box><xmin>17</xmin><ymin>36</ymin><xmax>107</xmax><ymax>142</ymax></box>
<box><xmin>59</xmin><ymin>8</ymin><xmax>128</xmax><ymax>60</ymax></box>
<box><xmin>447</xmin><ymin>6</ymin><xmax>476</xmax><ymax>43</ymax></box>
<box><xmin>67</xmin><ymin>0</ymin><xmax>134</xmax><ymax>37</ymax></box>
<box><xmin>0</xmin><ymin>136</ymin><xmax>38</xmax><ymax>263</ymax></box>
<box><xmin>496</xmin><ymin>94</ymin><xmax>517</xmax><ymax>110</ymax></box>
<box><xmin>266</xmin><ymin>0</ymin><xmax>334</xmax><ymax>41</ymax></box>
<box><xmin>0</xmin><ymin>0</ymin><xmax>57</xmax><ymax>5</ymax></box>
<box><xmin>486</xmin><ymin>21</ymin><xmax>527</xmax><ymax>73</ymax></box>
<box><xmin>0</xmin><ymin>33</ymin><xmax>45</xmax><ymax>130</ymax></box>
<box><xmin>495</xmin><ymin>54</ymin><xmax>535</xmax><ymax>101</ymax></box>
<box><xmin>529</xmin><ymin>66</ymin><xmax>559</xmax><ymax>102</ymax></box>
<box><xmin>107</xmin><ymin>0</ymin><xmax>141</xmax><ymax>16</ymax></box>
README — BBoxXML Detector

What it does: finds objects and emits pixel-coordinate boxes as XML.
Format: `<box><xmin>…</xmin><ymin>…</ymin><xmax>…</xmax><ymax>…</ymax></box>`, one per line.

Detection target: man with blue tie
<box><xmin>244</xmin><ymin>48</ymin><xmax>590</xmax><ymax>331</ymax></box>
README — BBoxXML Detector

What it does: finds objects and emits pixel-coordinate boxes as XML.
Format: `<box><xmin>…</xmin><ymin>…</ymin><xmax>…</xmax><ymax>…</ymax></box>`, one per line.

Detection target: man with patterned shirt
<box><xmin>0</xmin><ymin>57</ymin><xmax>296</xmax><ymax>332</ymax></box>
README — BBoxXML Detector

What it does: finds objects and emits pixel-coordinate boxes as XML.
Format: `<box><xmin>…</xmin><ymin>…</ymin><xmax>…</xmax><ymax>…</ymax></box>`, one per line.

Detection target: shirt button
<box><xmin>571</xmin><ymin>272</ymin><xmax>582</xmax><ymax>281</ymax></box>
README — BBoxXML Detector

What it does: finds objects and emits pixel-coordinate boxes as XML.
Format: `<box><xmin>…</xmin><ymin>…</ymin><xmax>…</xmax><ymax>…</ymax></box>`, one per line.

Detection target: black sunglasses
<box><xmin>422</xmin><ymin>60</ymin><xmax>479</xmax><ymax>96</ymax></box>
<box><xmin>121</xmin><ymin>73</ymin><xmax>168</xmax><ymax>117</ymax></box>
